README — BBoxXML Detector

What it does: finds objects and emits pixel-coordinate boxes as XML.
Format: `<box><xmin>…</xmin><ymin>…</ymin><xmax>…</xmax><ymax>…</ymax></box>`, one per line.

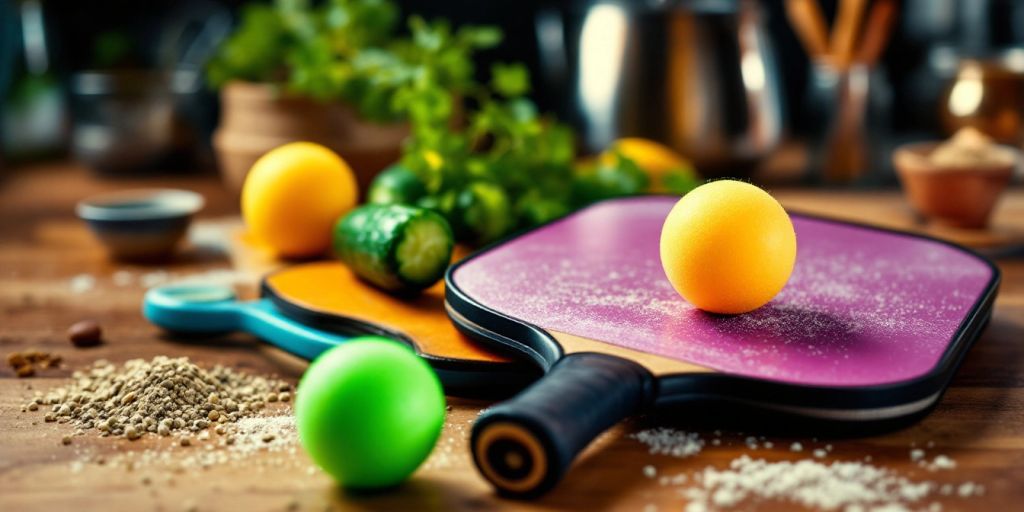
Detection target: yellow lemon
<box><xmin>603</xmin><ymin>137</ymin><xmax>697</xmax><ymax>193</ymax></box>
<box><xmin>242</xmin><ymin>142</ymin><xmax>357</xmax><ymax>258</ymax></box>
<box><xmin>659</xmin><ymin>180</ymin><xmax>796</xmax><ymax>314</ymax></box>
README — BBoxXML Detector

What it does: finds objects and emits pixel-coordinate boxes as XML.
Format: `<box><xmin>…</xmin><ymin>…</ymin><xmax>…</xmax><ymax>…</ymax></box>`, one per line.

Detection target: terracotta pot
<box><xmin>212</xmin><ymin>81</ymin><xmax>409</xmax><ymax>196</ymax></box>
<box><xmin>893</xmin><ymin>142</ymin><xmax>1016</xmax><ymax>229</ymax></box>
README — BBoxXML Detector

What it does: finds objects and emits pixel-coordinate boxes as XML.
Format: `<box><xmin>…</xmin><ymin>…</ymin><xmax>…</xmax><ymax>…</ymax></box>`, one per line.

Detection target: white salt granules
<box><xmin>69</xmin><ymin>274</ymin><xmax>96</xmax><ymax>294</ymax></box>
<box><xmin>633</xmin><ymin>431</ymin><xmax>984</xmax><ymax>511</ymax></box>
<box><xmin>631</xmin><ymin>428</ymin><xmax>704</xmax><ymax>458</ymax></box>
<box><xmin>682</xmin><ymin>455</ymin><xmax>938</xmax><ymax>511</ymax></box>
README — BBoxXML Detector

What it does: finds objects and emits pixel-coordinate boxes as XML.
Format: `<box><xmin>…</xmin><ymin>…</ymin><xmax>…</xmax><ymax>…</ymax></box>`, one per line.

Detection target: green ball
<box><xmin>295</xmin><ymin>337</ymin><xmax>446</xmax><ymax>488</ymax></box>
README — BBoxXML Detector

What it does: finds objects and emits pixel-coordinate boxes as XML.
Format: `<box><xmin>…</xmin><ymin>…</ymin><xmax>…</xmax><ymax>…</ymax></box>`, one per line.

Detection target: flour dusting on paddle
<box><xmin>452</xmin><ymin>198</ymin><xmax>993</xmax><ymax>386</ymax></box>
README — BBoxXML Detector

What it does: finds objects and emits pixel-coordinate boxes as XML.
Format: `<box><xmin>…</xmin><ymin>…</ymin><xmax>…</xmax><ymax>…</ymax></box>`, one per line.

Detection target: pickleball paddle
<box><xmin>445</xmin><ymin>196</ymin><xmax>999</xmax><ymax>497</ymax></box>
<box><xmin>144</xmin><ymin>261</ymin><xmax>537</xmax><ymax>397</ymax></box>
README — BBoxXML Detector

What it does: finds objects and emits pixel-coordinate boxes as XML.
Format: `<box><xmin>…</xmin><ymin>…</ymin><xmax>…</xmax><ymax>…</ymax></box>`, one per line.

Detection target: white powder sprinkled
<box><xmin>958</xmin><ymin>482</ymin><xmax>984</xmax><ymax>497</ymax></box>
<box><xmin>680</xmin><ymin>455</ymin><xmax>939</xmax><ymax>511</ymax></box>
<box><xmin>643</xmin><ymin>465</ymin><xmax>658</xmax><ymax>478</ymax></box>
<box><xmin>910</xmin><ymin>449</ymin><xmax>926</xmax><ymax>461</ymax></box>
<box><xmin>790</xmin><ymin>442</ymin><xmax>803</xmax><ymax>452</ymax></box>
<box><xmin>112</xmin><ymin>270</ymin><xmax>134</xmax><ymax>287</ymax></box>
<box><xmin>69</xmin><ymin>274</ymin><xmax>96</xmax><ymax>294</ymax></box>
<box><xmin>813</xmin><ymin>448</ymin><xmax>827</xmax><ymax>459</ymax></box>
<box><xmin>929</xmin><ymin>455</ymin><xmax>957</xmax><ymax>471</ymax></box>
<box><xmin>631</xmin><ymin>428</ymin><xmax>703</xmax><ymax>458</ymax></box>
<box><xmin>141</xmin><ymin>270</ymin><xmax>171</xmax><ymax>288</ymax></box>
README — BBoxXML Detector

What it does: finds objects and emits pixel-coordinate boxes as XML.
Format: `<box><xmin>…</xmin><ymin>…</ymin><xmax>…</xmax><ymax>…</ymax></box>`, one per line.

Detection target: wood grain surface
<box><xmin>2</xmin><ymin>163</ymin><xmax>1024</xmax><ymax>512</ymax></box>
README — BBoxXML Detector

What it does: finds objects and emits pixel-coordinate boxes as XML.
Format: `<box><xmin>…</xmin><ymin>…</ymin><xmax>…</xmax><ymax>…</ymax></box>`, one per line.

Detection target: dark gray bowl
<box><xmin>77</xmin><ymin>189</ymin><xmax>204</xmax><ymax>260</ymax></box>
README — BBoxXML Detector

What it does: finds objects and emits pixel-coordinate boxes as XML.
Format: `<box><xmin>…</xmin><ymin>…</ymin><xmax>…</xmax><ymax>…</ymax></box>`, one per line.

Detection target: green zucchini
<box><xmin>333</xmin><ymin>204</ymin><xmax>454</xmax><ymax>291</ymax></box>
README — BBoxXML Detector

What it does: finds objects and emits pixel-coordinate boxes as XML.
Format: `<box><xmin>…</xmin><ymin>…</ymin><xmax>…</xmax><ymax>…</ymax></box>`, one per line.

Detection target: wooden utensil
<box><xmin>785</xmin><ymin>0</ymin><xmax>831</xmax><ymax>60</ymax></box>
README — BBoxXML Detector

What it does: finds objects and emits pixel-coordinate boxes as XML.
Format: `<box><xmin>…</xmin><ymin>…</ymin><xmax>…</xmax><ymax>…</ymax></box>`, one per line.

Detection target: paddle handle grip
<box><xmin>471</xmin><ymin>353</ymin><xmax>653</xmax><ymax>498</ymax></box>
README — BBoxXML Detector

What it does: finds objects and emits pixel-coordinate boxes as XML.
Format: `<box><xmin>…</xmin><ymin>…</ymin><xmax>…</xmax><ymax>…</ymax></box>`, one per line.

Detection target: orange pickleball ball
<box><xmin>659</xmin><ymin>180</ymin><xmax>797</xmax><ymax>314</ymax></box>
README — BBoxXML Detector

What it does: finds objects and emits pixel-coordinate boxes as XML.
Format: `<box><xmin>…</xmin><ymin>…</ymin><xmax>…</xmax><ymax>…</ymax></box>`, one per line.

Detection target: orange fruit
<box><xmin>659</xmin><ymin>180</ymin><xmax>796</xmax><ymax>314</ymax></box>
<box><xmin>603</xmin><ymin>138</ymin><xmax>697</xmax><ymax>193</ymax></box>
<box><xmin>242</xmin><ymin>142</ymin><xmax>358</xmax><ymax>258</ymax></box>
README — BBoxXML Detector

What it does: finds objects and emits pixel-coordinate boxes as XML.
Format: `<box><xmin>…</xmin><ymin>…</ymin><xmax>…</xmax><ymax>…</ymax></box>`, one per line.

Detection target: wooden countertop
<box><xmin>2</xmin><ymin>163</ymin><xmax>1024</xmax><ymax>512</ymax></box>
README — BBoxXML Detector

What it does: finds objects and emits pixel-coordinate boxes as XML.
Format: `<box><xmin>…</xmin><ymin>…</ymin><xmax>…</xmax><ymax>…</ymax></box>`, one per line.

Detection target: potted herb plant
<box><xmin>206</xmin><ymin>0</ymin><xmax>494</xmax><ymax>193</ymax></box>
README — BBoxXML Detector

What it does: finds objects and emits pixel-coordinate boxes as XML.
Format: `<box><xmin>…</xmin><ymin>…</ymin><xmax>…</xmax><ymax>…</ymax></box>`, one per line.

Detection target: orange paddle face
<box><xmin>262</xmin><ymin>261</ymin><xmax>535</xmax><ymax>397</ymax></box>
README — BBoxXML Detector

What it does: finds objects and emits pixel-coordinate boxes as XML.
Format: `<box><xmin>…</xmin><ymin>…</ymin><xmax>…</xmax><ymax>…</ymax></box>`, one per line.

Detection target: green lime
<box><xmin>295</xmin><ymin>337</ymin><xmax>446</xmax><ymax>489</ymax></box>
<box><xmin>367</xmin><ymin>164</ymin><xmax>427</xmax><ymax>206</ymax></box>
<box><xmin>457</xmin><ymin>181</ymin><xmax>512</xmax><ymax>245</ymax></box>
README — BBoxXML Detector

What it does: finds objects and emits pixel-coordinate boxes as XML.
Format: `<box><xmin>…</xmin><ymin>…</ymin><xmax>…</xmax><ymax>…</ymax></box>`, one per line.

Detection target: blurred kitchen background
<box><xmin>2</xmin><ymin>0</ymin><xmax>1024</xmax><ymax>186</ymax></box>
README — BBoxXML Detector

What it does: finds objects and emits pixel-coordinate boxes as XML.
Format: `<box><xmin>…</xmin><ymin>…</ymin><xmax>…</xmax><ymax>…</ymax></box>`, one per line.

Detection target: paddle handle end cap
<box><xmin>471</xmin><ymin>353</ymin><xmax>653</xmax><ymax>498</ymax></box>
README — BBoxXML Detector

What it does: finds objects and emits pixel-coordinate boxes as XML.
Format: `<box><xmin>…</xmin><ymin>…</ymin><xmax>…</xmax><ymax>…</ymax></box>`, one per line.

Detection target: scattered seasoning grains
<box><xmin>679</xmin><ymin>455</ymin><xmax>967</xmax><ymax>512</ymax></box>
<box><xmin>643</xmin><ymin>465</ymin><xmax>658</xmax><ymax>478</ymax></box>
<box><xmin>790</xmin><ymin>442</ymin><xmax>803</xmax><ymax>452</ymax></box>
<box><xmin>7</xmin><ymin>350</ymin><xmax>60</xmax><ymax>377</ymax></box>
<box><xmin>631</xmin><ymin>428</ymin><xmax>704</xmax><ymax>458</ymax></box>
<box><xmin>22</xmin><ymin>356</ymin><xmax>289</xmax><ymax>440</ymax></box>
<box><xmin>929</xmin><ymin>455</ymin><xmax>957</xmax><ymax>471</ymax></box>
<box><xmin>69</xmin><ymin>273</ymin><xmax>96</xmax><ymax>294</ymax></box>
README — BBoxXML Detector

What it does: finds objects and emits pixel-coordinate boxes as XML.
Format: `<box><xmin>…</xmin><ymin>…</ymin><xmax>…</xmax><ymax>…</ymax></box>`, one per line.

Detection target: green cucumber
<box><xmin>333</xmin><ymin>204</ymin><xmax>454</xmax><ymax>291</ymax></box>
<box><xmin>367</xmin><ymin>164</ymin><xmax>427</xmax><ymax>206</ymax></box>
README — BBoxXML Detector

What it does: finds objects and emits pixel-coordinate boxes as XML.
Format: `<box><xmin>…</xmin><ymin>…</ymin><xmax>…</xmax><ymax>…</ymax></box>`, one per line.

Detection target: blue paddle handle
<box><xmin>237</xmin><ymin>299</ymin><xmax>345</xmax><ymax>359</ymax></box>
<box><xmin>143</xmin><ymin>286</ymin><xmax>348</xmax><ymax>360</ymax></box>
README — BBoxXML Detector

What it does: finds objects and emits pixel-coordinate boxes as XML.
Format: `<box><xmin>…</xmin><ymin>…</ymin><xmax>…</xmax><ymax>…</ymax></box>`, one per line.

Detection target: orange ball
<box><xmin>242</xmin><ymin>142</ymin><xmax>357</xmax><ymax>258</ymax></box>
<box><xmin>659</xmin><ymin>180</ymin><xmax>796</xmax><ymax>314</ymax></box>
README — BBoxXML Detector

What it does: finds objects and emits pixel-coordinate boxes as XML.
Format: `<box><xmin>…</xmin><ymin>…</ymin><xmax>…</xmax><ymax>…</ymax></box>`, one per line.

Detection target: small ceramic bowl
<box><xmin>77</xmin><ymin>189</ymin><xmax>204</xmax><ymax>260</ymax></box>
<box><xmin>893</xmin><ymin>142</ymin><xmax>1017</xmax><ymax>229</ymax></box>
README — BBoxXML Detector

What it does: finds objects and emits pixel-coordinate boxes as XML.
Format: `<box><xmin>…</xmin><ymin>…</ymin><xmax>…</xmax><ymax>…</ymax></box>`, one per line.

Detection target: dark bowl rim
<box><xmin>76</xmin><ymin>188</ymin><xmax>204</xmax><ymax>222</ymax></box>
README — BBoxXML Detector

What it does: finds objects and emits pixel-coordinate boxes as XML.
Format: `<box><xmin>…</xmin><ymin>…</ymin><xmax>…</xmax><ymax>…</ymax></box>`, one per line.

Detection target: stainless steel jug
<box><xmin>536</xmin><ymin>0</ymin><xmax>784</xmax><ymax>176</ymax></box>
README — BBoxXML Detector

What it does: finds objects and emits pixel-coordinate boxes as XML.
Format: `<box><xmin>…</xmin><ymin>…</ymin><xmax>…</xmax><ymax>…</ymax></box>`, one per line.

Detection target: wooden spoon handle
<box><xmin>831</xmin><ymin>0</ymin><xmax>868</xmax><ymax>69</ymax></box>
<box><xmin>785</xmin><ymin>0</ymin><xmax>830</xmax><ymax>59</ymax></box>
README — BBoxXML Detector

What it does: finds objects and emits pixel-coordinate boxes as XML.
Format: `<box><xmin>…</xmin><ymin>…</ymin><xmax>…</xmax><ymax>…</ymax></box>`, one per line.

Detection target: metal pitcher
<box><xmin>536</xmin><ymin>0</ymin><xmax>784</xmax><ymax>176</ymax></box>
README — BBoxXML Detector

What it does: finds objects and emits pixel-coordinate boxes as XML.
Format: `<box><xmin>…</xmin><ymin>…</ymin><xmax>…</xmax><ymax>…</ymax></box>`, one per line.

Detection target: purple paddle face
<box><xmin>451</xmin><ymin>196</ymin><xmax>995</xmax><ymax>387</ymax></box>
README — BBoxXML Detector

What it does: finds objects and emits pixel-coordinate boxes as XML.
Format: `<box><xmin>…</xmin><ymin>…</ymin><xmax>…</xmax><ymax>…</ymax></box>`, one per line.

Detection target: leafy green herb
<box><xmin>210</xmin><ymin>0</ymin><xmax>664</xmax><ymax>245</ymax></box>
<box><xmin>207</xmin><ymin>0</ymin><xmax>491</xmax><ymax>122</ymax></box>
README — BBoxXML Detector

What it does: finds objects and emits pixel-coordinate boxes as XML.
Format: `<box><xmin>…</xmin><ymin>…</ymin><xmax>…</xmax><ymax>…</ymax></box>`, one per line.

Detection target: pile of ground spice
<box><xmin>23</xmin><ymin>356</ymin><xmax>290</xmax><ymax>440</ymax></box>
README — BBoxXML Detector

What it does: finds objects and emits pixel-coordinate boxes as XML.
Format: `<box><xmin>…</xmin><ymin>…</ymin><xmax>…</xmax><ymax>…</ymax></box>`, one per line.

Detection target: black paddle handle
<box><xmin>471</xmin><ymin>353</ymin><xmax>654</xmax><ymax>498</ymax></box>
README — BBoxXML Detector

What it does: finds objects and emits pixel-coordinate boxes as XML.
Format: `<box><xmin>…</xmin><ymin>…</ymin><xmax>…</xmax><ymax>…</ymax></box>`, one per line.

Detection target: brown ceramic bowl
<box><xmin>893</xmin><ymin>142</ymin><xmax>1017</xmax><ymax>229</ymax></box>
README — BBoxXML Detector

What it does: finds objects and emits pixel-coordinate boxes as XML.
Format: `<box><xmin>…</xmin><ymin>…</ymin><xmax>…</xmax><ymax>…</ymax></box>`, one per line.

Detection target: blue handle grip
<box><xmin>143</xmin><ymin>284</ymin><xmax>349</xmax><ymax>360</ymax></box>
